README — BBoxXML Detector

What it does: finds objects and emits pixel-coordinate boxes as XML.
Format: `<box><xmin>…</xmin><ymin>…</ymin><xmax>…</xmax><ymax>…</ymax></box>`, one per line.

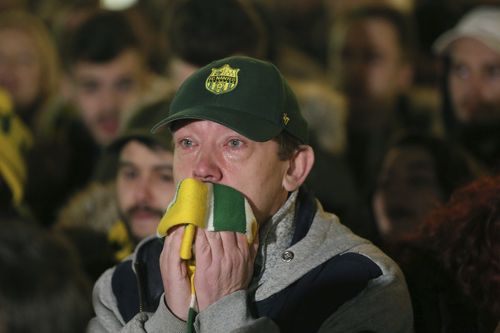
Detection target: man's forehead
<box><xmin>450</xmin><ymin>37</ymin><xmax>500</xmax><ymax>60</ymax></box>
<box><xmin>171</xmin><ymin>119</ymin><xmax>248</xmax><ymax>138</ymax></box>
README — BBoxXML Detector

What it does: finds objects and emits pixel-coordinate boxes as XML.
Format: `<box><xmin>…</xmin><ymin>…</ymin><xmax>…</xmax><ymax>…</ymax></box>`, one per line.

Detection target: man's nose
<box><xmin>462</xmin><ymin>71</ymin><xmax>487</xmax><ymax>96</ymax></box>
<box><xmin>192</xmin><ymin>149</ymin><xmax>222</xmax><ymax>182</ymax></box>
<box><xmin>99</xmin><ymin>89</ymin><xmax>120</xmax><ymax>112</ymax></box>
<box><xmin>133</xmin><ymin>177</ymin><xmax>152</xmax><ymax>203</ymax></box>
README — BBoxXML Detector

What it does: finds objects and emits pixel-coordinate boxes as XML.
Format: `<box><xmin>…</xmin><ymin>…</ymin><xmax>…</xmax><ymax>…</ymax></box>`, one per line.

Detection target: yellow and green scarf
<box><xmin>157</xmin><ymin>178</ymin><xmax>257</xmax><ymax>332</ymax></box>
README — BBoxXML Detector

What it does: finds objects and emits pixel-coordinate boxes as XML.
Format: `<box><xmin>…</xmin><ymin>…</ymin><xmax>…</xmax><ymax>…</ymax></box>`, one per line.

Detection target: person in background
<box><xmin>63</xmin><ymin>10</ymin><xmax>159</xmax><ymax>147</ymax></box>
<box><xmin>55</xmin><ymin>101</ymin><xmax>176</xmax><ymax>281</ymax></box>
<box><xmin>395</xmin><ymin>175</ymin><xmax>500</xmax><ymax>332</ymax></box>
<box><xmin>329</xmin><ymin>5</ymin><xmax>439</xmax><ymax>198</ymax></box>
<box><xmin>0</xmin><ymin>87</ymin><xmax>32</xmax><ymax>220</ymax></box>
<box><xmin>164</xmin><ymin>0</ymin><xmax>268</xmax><ymax>89</ymax></box>
<box><xmin>27</xmin><ymin>10</ymin><xmax>171</xmax><ymax>226</ymax></box>
<box><xmin>0</xmin><ymin>10</ymin><xmax>70</xmax><ymax>226</ymax></box>
<box><xmin>434</xmin><ymin>6</ymin><xmax>500</xmax><ymax>173</ymax></box>
<box><xmin>254</xmin><ymin>0</ymin><xmax>331</xmax><ymax>82</ymax></box>
<box><xmin>0</xmin><ymin>10</ymin><xmax>60</xmax><ymax>132</ymax></box>
<box><xmin>372</xmin><ymin>133</ymin><xmax>478</xmax><ymax>246</ymax></box>
<box><xmin>103</xmin><ymin>101</ymin><xmax>176</xmax><ymax>259</ymax></box>
<box><xmin>0</xmin><ymin>220</ymin><xmax>92</xmax><ymax>333</ymax></box>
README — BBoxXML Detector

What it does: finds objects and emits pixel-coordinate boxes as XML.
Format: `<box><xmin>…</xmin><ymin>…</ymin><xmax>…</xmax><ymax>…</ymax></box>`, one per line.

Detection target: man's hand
<box><xmin>194</xmin><ymin>229</ymin><xmax>258</xmax><ymax>312</ymax></box>
<box><xmin>160</xmin><ymin>227</ymin><xmax>259</xmax><ymax>319</ymax></box>
<box><xmin>160</xmin><ymin>226</ymin><xmax>191</xmax><ymax>321</ymax></box>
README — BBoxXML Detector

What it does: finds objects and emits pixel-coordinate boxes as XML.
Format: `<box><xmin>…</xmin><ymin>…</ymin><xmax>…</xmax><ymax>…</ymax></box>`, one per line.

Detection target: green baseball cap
<box><xmin>152</xmin><ymin>56</ymin><xmax>308</xmax><ymax>143</ymax></box>
<box><xmin>108</xmin><ymin>99</ymin><xmax>173</xmax><ymax>152</ymax></box>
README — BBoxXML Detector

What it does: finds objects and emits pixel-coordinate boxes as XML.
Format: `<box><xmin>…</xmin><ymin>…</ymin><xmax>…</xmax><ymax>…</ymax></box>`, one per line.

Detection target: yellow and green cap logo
<box><xmin>205</xmin><ymin>64</ymin><xmax>240</xmax><ymax>95</ymax></box>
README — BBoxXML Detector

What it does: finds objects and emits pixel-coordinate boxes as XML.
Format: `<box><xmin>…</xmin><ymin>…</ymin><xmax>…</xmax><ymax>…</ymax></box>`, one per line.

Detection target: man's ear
<box><xmin>283</xmin><ymin>145</ymin><xmax>315</xmax><ymax>192</ymax></box>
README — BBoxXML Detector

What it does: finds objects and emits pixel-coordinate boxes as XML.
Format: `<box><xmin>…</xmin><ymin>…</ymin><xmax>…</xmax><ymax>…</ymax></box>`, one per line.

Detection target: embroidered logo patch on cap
<box><xmin>205</xmin><ymin>64</ymin><xmax>239</xmax><ymax>95</ymax></box>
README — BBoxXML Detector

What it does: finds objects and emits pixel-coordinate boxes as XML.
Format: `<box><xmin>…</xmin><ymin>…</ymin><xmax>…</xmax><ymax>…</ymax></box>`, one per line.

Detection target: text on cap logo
<box><xmin>205</xmin><ymin>64</ymin><xmax>240</xmax><ymax>95</ymax></box>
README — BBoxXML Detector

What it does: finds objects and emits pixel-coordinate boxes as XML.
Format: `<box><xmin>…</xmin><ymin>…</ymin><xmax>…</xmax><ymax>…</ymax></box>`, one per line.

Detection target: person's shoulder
<box><xmin>312</xmin><ymin>204</ymin><xmax>372</xmax><ymax>250</ymax></box>
<box><xmin>316</xmin><ymin>243</ymin><xmax>413</xmax><ymax>331</ymax></box>
<box><xmin>313</xmin><ymin>205</ymin><xmax>405</xmax><ymax>281</ymax></box>
<box><xmin>93</xmin><ymin>266</ymin><xmax>119</xmax><ymax>313</ymax></box>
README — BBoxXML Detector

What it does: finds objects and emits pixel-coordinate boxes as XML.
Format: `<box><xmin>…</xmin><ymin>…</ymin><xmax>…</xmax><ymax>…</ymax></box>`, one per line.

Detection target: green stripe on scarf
<box><xmin>212</xmin><ymin>183</ymin><xmax>247</xmax><ymax>233</ymax></box>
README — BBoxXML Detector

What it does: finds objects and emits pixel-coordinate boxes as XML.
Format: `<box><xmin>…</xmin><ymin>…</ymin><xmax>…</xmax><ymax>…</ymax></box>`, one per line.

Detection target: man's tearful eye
<box><xmin>228</xmin><ymin>139</ymin><xmax>243</xmax><ymax>148</ymax></box>
<box><xmin>179</xmin><ymin>138</ymin><xmax>194</xmax><ymax>148</ymax></box>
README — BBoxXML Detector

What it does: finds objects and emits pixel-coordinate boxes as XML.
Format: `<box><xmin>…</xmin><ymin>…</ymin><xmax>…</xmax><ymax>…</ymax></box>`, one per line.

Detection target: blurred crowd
<box><xmin>0</xmin><ymin>0</ymin><xmax>499</xmax><ymax>332</ymax></box>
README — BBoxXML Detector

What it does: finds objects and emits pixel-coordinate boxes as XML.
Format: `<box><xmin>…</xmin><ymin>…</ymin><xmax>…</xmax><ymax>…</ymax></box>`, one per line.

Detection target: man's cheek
<box><xmin>172</xmin><ymin>163</ymin><xmax>188</xmax><ymax>183</ymax></box>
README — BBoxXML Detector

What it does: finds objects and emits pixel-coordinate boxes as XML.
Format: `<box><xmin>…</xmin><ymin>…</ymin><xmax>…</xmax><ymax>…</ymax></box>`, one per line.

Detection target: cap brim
<box><xmin>433</xmin><ymin>30</ymin><xmax>500</xmax><ymax>55</ymax></box>
<box><xmin>151</xmin><ymin>105</ymin><xmax>283</xmax><ymax>142</ymax></box>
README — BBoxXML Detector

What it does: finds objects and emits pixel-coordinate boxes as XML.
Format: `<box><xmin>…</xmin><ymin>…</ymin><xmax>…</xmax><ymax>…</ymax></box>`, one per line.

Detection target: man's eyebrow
<box><xmin>77</xmin><ymin>78</ymin><xmax>100</xmax><ymax>88</ymax></box>
<box><xmin>78</xmin><ymin>78</ymin><xmax>99</xmax><ymax>84</ymax></box>
<box><xmin>117</xmin><ymin>160</ymin><xmax>135</xmax><ymax>169</ymax></box>
<box><xmin>153</xmin><ymin>164</ymin><xmax>173</xmax><ymax>172</ymax></box>
<box><xmin>484</xmin><ymin>62</ymin><xmax>500</xmax><ymax>69</ymax></box>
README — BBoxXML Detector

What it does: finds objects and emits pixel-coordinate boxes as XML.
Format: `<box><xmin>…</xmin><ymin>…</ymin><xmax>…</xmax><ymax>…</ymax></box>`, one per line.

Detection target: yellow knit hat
<box><xmin>0</xmin><ymin>88</ymin><xmax>33</xmax><ymax>206</ymax></box>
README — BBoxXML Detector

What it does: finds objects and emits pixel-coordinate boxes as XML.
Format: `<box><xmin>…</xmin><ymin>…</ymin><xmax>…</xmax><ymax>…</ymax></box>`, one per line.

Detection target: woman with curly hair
<box><xmin>396</xmin><ymin>175</ymin><xmax>500</xmax><ymax>333</ymax></box>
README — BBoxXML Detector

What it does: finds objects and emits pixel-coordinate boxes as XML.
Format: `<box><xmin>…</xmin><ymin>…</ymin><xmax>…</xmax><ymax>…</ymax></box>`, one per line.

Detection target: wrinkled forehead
<box><xmin>170</xmin><ymin>119</ymin><xmax>251</xmax><ymax>140</ymax></box>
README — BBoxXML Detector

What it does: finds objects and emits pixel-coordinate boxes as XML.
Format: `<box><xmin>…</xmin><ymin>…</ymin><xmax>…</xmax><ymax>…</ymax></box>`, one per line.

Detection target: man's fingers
<box><xmin>165</xmin><ymin>227</ymin><xmax>184</xmax><ymax>256</ymax></box>
<box><xmin>160</xmin><ymin>225</ymin><xmax>193</xmax><ymax>321</ymax></box>
<box><xmin>162</xmin><ymin>226</ymin><xmax>189</xmax><ymax>276</ymax></box>
<box><xmin>194</xmin><ymin>228</ymin><xmax>212</xmax><ymax>263</ymax></box>
<box><xmin>219</xmin><ymin>231</ymin><xmax>241</xmax><ymax>254</ymax></box>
